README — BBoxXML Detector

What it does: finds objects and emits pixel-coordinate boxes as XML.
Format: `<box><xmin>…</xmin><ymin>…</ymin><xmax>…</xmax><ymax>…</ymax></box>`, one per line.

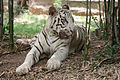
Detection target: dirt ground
<box><xmin>0</xmin><ymin>35</ymin><xmax>120</xmax><ymax>80</ymax></box>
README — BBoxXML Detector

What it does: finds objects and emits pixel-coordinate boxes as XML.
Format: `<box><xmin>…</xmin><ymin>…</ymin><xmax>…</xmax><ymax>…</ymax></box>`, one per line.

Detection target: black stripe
<box><xmin>38</xmin><ymin>37</ymin><xmax>44</xmax><ymax>52</ymax></box>
<box><xmin>63</xmin><ymin>11</ymin><xmax>65</xmax><ymax>14</ymax></box>
<box><xmin>58</xmin><ymin>18</ymin><xmax>60</xmax><ymax>23</ymax></box>
<box><xmin>65</xmin><ymin>17</ymin><xmax>68</xmax><ymax>23</ymax></box>
<box><xmin>52</xmin><ymin>37</ymin><xmax>59</xmax><ymax>43</ymax></box>
<box><xmin>32</xmin><ymin>53</ymin><xmax>36</xmax><ymax>64</ymax></box>
<box><xmin>55</xmin><ymin>42</ymin><xmax>64</xmax><ymax>49</ymax></box>
<box><xmin>61</xmin><ymin>20</ymin><xmax>65</xmax><ymax>26</ymax></box>
<box><xmin>54</xmin><ymin>44</ymin><xmax>67</xmax><ymax>53</ymax></box>
<box><xmin>42</xmin><ymin>31</ymin><xmax>50</xmax><ymax>46</ymax></box>
<box><xmin>60</xmin><ymin>14</ymin><xmax>62</xmax><ymax>18</ymax></box>
<box><xmin>60</xmin><ymin>14</ymin><xmax>65</xmax><ymax>24</ymax></box>
<box><xmin>70</xmin><ymin>29</ymin><xmax>73</xmax><ymax>33</ymax></box>
<box><xmin>32</xmin><ymin>53</ymin><xmax>38</xmax><ymax>63</ymax></box>
<box><xmin>56</xmin><ymin>24</ymin><xmax>62</xmax><ymax>26</ymax></box>
<box><xmin>34</xmin><ymin>45</ymin><xmax>41</xmax><ymax>54</ymax></box>
<box><xmin>51</xmin><ymin>26</ymin><xmax>53</xmax><ymax>28</ymax></box>
<box><xmin>61</xmin><ymin>25</ymin><xmax>65</xmax><ymax>28</ymax></box>
<box><xmin>53</xmin><ymin>20</ymin><xmax>56</xmax><ymax>25</ymax></box>
<box><xmin>80</xmin><ymin>42</ymin><xmax>84</xmax><ymax>51</ymax></box>
<box><xmin>42</xmin><ymin>30</ymin><xmax>47</xmax><ymax>36</ymax></box>
<box><xmin>51</xmin><ymin>20</ymin><xmax>56</xmax><ymax>28</ymax></box>
<box><xmin>34</xmin><ymin>36</ymin><xmax>38</xmax><ymax>38</ymax></box>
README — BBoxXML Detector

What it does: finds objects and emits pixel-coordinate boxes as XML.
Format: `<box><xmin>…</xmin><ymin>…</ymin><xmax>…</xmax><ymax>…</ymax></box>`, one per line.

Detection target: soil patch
<box><xmin>0</xmin><ymin>36</ymin><xmax>120</xmax><ymax>80</ymax></box>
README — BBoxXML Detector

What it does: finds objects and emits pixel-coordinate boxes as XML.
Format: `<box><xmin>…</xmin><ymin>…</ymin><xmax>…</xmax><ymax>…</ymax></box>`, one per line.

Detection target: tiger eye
<box><xmin>61</xmin><ymin>19</ymin><xmax>65</xmax><ymax>22</ymax></box>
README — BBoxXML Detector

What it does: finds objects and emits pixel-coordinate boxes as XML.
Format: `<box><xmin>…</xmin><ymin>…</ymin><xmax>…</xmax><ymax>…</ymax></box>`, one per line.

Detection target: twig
<box><xmin>0</xmin><ymin>72</ymin><xmax>5</xmax><ymax>77</ymax></box>
<box><xmin>44</xmin><ymin>68</ymin><xmax>58</xmax><ymax>74</ymax></box>
<box><xmin>95</xmin><ymin>58</ymin><xmax>110</xmax><ymax>69</ymax></box>
<box><xmin>0</xmin><ymin>61</ymin><xmax>3</xmax><ymax>65</ymax></box>
<box><xmin>114</xmin><ymin>67</ymin><xmax>120</xmax><ymax>80</ymax></box>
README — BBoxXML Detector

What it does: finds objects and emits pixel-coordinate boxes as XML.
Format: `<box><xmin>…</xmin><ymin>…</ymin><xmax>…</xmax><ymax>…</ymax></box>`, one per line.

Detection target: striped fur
<box><xmin>16</xmin><ymin>5</ymin><xmax>87</xmax><ymax>74</ymax></box>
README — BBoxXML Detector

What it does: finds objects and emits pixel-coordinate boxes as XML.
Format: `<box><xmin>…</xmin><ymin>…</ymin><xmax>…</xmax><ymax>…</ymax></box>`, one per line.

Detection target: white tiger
<box><xmin>16</xmin><ymin>5</ymin><xmax>89</xmax><ymax>74</ymax></box>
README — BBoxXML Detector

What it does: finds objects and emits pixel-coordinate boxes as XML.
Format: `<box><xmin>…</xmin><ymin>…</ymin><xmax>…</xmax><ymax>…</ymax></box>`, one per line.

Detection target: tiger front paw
<box><xmin>16</xmin><ymin>63</ymin><xmax>31</xmax><ymax>75</ymax></box>
<box><xmin>47</xmin><ymin>58</ymin><xmax>61</xmax><ymax>70</ymax></box>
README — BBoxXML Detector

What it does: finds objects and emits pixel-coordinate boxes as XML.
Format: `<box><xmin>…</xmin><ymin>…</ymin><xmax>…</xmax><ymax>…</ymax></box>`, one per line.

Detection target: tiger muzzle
<box><xmin>59</xmin><ymin>30</ymin><xmax>70</xmax><ymax>39</ymax></box>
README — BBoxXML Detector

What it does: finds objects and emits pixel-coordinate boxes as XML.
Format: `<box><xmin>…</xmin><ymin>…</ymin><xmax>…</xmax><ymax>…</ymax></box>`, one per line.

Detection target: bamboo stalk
<box><xmin>88</xmin><ymin>0</ymin><xmax>91</xmax><ymax>37</ymax></box>
<box><xmin>9</xmin><ymin>0</ymin><xmax>14</xmax><ymax>50</ymax></box>
<box><xmin>83</xmin><ymin>0</ymin><xmax>88</xmax><ymax>61</ymax></box>
<box><xmin>99</xmin><ymin>0</ymin><xmax>102</xmax><ymax>29</ymax></box>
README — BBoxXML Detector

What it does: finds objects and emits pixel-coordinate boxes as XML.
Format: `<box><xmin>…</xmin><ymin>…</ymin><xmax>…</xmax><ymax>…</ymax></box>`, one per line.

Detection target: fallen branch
<box><xmin>95</xmin><ymin>58</ymin><xmax>110</xmax><ymax>69</ymax></box>
<box><xmin>0</xmin><ymin>72</ymin><xmax>5</xmax><ymax>77</ymax></box>
<box><xmin>44</xmin><ymin>68</ymin><xmax>58</xmax><ymax>74</ymax></box>
<box><xmin>0</xmin><ymin>61</ymin><xmax>3</xmax><ymax>65</ymax></box>
<box><xmin>115</xmin><ymin>67</ymin><xmax>120</xmax><ymax>80</ymax></box>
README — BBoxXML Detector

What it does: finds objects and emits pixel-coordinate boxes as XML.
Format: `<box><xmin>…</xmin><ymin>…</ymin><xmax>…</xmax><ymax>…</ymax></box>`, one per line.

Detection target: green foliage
<box><xmin>94</xmin><ymin>54</ymin><xmax>102</xmax><ymax>61</ymax></box>
<box><xmin>103</xmin><ymin>43</ymin><xmax>118</xmax><ymax>58</ymax></box>
<box><xmin>92</xmin><ymin>16</ymin><xmax>98</xmax><ymax>21</ymax></box>
<box><xmin>54</xmin><ymin>0</ymin><xmax>62</xmax><ymax>8</ymax></box>
<box><xmin>71</xmin><ymin>65</ymin><xmax>75</xmax><ymax>70</ymax></box>
<box><xmin>92</xmin><ymin>41</ymin><xmax>119</xmax><ymax>68</ymax></box>
<box><xmin>92</xmin><ymin>62</ymin><xmax>98</xmax><ymax>68</ymax></box>
<box><xmin>14</xmin><ymin>19</ymin><xmax>46</xmax><ymax>37</ymax></box>
<box><xmin>3</xmin><ymin>9</ymin><xmax>47</xmax><ymax>37</ymax></box>
<box><xmin>92</xmin><ymin>16</ymin><xmax>100</xmax><ymax>28</ymax></box>
<box><xmin>13</xmin><ymin>10</ymin><xmax>47</xmax><ymax>37</ymax></box>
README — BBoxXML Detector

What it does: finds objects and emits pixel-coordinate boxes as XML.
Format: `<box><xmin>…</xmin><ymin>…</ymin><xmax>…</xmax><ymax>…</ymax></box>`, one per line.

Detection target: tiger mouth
<box><xmin>59</xmin><ymin>31</ymin><xmax>69</xmax><ymax>39</ymax></box>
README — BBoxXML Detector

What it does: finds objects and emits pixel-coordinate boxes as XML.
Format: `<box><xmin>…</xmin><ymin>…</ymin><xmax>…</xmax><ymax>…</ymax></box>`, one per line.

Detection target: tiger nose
<box><xmin>56</xmin><ymin>24</ymin><xmax>62</xmax><ymax>26</ymax></box>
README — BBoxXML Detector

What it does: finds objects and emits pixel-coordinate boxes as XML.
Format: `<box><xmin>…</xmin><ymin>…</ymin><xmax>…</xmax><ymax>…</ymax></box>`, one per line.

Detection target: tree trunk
<box><xmin>9</xmin><ymin>0</ymin><xmax>14</xmax><ymax>50</ymax></box>
<box><xmin>111</xmin><ymin>0</ymin><xmax>116</xmax><ymax>46</ymax></box>
<box><xmin>0</xmin><ymin>0</ymin><xmax>3</xmax><ymax>41</ymax></box>
<box><xmin>104</xmin><ymin>0</ymin><xmax>112</xmax><ymax>39</ymax></box>
<box><xmin>118</xmin><ymin>0</ymin><xmax>120</xmax><ymax>42</ymax></box>
<box><xmin>114</xmin><ymin>7</ymin><xmax>119</xmax><ymax>44</ymax></box>
<box><xmin>104</xmin><ymin>0</ymin><xmax>108</xmax><ymax>38</ymax></box>
<box><xmin>107</xmin><ymin>0</ymin><xmax>111</xmax><ymax>34</ymax></box>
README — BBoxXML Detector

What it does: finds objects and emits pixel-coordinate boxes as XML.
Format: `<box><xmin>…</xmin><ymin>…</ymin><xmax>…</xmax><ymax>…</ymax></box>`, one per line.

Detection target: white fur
<box><xmin>16</xmin><ymin>62</ymin><xmax>30</xmax><ymax>74</ymax></box>
<box><xmin>16</xmin><ymin>7</ymin><xmax>84</xmax><ymax>74</ymax></box>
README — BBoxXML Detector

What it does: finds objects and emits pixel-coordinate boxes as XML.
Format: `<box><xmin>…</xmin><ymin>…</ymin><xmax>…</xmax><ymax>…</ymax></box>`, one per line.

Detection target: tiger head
<box><xmin>45</xmin><ymin>5</ymin><xmax>75</xmax><ymax>39</ymax></box>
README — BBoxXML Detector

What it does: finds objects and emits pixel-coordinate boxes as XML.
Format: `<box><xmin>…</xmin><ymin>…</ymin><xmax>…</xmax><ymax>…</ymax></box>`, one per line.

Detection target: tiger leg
<box><xmin>16</xmin><ymin>37</ymin><xmax>44</xmax><ymax>74</ymax></box>
<box><xmin>47</xmin><ymin>46</ymin><xmax>69</xmax><ymax>70</ymax></box>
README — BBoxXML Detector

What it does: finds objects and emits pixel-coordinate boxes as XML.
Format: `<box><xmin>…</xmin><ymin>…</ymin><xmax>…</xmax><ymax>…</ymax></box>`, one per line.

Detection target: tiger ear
<box><xmin>49</xmin><ymin>5</ymin><xmax>57</xmax><ymax>16</ymax></box>
<box><xmin>62</xmin><ymin>4</ymin><xmax>70</xmax><ymax>10</ymax></box>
